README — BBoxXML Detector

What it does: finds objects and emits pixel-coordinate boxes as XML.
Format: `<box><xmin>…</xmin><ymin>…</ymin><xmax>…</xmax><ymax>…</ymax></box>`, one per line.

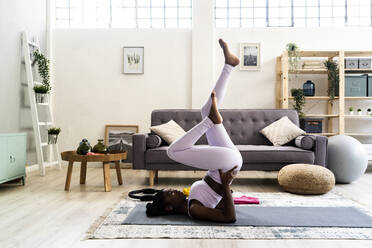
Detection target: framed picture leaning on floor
<box><xmin>104</xmin><ymin>125</ymin><xmax>139</xmax><ymax>166</ymax></box>
<box><xmin>239</xmin><ymin>43</ymin><xmax>260</xmax><ymax>71</ymax></box>
<box><xmin>123</xmin><ymin>46</ymin><xmax>144</xmax><ymax>74</ymax></box>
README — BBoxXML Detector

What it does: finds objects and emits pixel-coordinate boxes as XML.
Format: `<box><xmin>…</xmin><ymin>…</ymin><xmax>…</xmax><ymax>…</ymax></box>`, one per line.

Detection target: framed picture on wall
<box><xmin>104</xmin><ymin>125</ymin><xmax>139</xmax><ymax>166</ymax></box>
<box><xmin>239</xmin><ymin>43</ymin><xmax>260</xmax><ymax>71</ymax></box>
<box><xmin>123</xmin><ymin>46</ymin><xmax>144</xmax><ymax>74</ymax></box>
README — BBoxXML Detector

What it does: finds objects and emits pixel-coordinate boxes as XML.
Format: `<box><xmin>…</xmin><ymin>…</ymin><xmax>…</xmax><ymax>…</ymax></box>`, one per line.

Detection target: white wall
<box><xmin>0</xmin><ymin>0</ymin><xmax>46</xmax><ymax>164</ymax></box>
<box><xmin>53</xmin><ymin>29</ymin><xmax>191</xmax><ymax>152</ymax></box>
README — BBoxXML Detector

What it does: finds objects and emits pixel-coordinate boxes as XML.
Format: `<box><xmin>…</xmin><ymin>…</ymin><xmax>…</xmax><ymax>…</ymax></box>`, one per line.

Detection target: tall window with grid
<box><xmin>55</xmin><ymin>0</ymin><xmax>192</xmax><ymax>28</ymax></box>
<box><xmin>214</xmin><ymin>0</ymin><xmax>372</xmax><ymax>27</ymax></box>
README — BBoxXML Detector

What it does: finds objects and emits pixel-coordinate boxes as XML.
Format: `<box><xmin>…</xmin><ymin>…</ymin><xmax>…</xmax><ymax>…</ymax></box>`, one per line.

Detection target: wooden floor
<box><xmin>1</xmin><ymin>166</ymin><xmax>372</xmax><ymax>248</ymax></box>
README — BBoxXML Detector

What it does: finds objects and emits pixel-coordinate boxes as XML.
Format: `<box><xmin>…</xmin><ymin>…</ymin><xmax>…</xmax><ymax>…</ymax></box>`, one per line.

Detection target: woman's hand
<box><xmin>219</xmin><ymin>166</ymin><xmax>238</xmax><ymax>186</ymax></box>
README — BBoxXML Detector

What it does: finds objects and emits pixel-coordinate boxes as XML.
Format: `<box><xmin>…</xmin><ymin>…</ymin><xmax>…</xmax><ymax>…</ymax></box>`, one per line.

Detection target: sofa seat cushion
<box><xmin>236</xmin><ymin>145</ymin><xmax>314</xmax><ymax>164</ymax></box>
<box><xmin>146</xmin><ymin>146</ymin><xmax>174</xmax><ymax>164</ymax></box>
<box><xmin>146</xmin><ymin>145</ymin><xmax>314</xmax><ymax>165</ymax></box>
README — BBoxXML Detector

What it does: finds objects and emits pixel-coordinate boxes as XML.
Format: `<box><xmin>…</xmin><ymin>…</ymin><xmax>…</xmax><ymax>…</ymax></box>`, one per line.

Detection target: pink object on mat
<box><xmin>233</xmin><ymin>196</ymin><xmax>259</xmax><ymax>204</ymax></box>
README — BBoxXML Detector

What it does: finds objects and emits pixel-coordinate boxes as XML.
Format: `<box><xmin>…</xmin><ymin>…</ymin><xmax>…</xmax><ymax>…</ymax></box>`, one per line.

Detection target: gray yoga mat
<box><xmin>122</xmin><ymin>204</ymin><xmax>372</xmax><ymax>227</ymax></box>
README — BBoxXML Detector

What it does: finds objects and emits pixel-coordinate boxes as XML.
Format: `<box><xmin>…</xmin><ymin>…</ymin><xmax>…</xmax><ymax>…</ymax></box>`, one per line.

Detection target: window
<box><xmin>55</xmin><ymin>0</ymin><xmax>192</xmax><ymax>28</ymax></box>
<box><xmin>215</xmin><ymin>0</ymin><xmax>372</xmax><ymax>27</ymax></box>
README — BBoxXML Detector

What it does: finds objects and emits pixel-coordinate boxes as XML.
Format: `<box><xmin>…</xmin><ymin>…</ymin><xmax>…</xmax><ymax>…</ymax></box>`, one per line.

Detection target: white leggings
<box><xmin>167</xmin><ymin>64</ymin><xmax>243</xmax><ymax>184</ymax></box>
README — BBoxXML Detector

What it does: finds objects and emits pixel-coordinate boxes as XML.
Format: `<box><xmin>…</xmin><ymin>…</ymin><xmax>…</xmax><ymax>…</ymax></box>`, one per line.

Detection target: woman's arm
<box><xmin>189</xmin><ymin>166</ymin><xmax>237</xmax><ymax>223</ymax></box>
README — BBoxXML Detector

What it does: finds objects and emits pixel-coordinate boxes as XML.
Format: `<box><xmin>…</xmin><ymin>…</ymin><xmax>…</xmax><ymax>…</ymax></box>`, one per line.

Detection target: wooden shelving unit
<box><xmin>276</xmin><ymin>50</ymin><xmax>372</xmax><ymax>137</ymax></box>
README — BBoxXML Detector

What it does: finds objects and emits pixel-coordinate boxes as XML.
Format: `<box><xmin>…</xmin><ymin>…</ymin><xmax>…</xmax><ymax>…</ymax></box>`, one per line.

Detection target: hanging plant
<box><xmin>33</xmin><ymin>50</ymin><xmax>51</xmax><ymax>93</ymax></box>
<box><xmin>286</xmin><ymin>43</ymin><xmax>301</xmax><ymax>72</ymax></box>
<box><xmin>291</xmin><ymin>88</ymin><xmax>306</xmax><ymax>118</ymax></box>
<box><xmin>324</xmin><ymin>60</ymin><xmax>339</xmax><ymax>104</ymax></box>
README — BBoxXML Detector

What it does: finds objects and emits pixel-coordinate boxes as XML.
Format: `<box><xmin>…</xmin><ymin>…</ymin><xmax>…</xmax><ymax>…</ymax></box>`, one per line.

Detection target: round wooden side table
<box><xmin>61</xmin><ymin>151</ymin><xmax>127</xmax><ymax>192</ymax></box>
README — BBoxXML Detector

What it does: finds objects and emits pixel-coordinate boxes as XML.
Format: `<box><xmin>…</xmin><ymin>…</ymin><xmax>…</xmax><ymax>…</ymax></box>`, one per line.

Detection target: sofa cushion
<box><xmin>236</xmin><ymin>145</ymin><xmax>314</xmax><ymax>164</ymax></box>
<box><xmin>149</xmin><ymin>120</ymin><xmax>186</xmax><ymax>145</ymax></box>
<box><xmin>260</xmin><ymin>116</ymin><xmax>305</xmax><ymax>146</ymax></box>
<box><xmin>146</xmin><ymin>145</ymin><xmax>314</xmax><ymax>165</ymax></box>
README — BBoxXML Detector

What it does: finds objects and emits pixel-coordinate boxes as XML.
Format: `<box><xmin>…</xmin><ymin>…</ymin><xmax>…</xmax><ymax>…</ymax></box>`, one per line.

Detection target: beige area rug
<box><xmin>86</xmin><ymin>192</ymin><xmax>372</xmax><ymax>240</ymax></box>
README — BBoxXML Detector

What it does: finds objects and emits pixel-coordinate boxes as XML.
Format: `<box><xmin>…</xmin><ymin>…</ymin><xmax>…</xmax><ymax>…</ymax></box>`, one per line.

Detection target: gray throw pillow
<box><xmin>146</xmin><ymin>134</ymin><xmax>162</xmax><ymax>148</ymax></box>
<box><xmin>295</xmin><ymin>135</ymin><xmax>315</xmax><ymax>150</ymax></box>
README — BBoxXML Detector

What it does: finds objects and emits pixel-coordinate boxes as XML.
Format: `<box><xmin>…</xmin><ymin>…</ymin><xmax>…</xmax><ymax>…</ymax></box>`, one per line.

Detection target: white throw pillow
<box><xmin>149</xmin><ymin>120</ymin><xmax>186</xmax><ymax>145</ymax></box>
<box><xmin>259</xmin><ymin>116</ymin><xmax>305</xmax><ymax>146</ymax></box>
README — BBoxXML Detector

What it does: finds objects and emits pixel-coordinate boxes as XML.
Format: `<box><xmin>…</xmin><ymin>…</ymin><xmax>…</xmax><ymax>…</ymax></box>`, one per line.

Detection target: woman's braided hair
<box><xmin>145</xmin><ymin>190</ymin><xmax>169</xmax><ymax>216</ymax></box>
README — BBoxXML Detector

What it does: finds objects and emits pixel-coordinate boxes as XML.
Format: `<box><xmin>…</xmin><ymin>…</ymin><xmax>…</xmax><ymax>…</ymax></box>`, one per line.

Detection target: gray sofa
<box><xmin>133</xmin><ymin>109</ymin><xmax>328</xmax><ymax>186</ymax></box>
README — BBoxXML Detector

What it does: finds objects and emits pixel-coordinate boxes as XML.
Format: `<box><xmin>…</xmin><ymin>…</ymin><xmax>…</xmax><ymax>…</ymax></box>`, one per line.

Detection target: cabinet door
<box><xmin>0</xmin><ymin>138</ymin><xmax>7</xmax><ymax>181</ymax></box>
<box><xmin>7</xmin><ymin>136</ymin><xmax>26</xmax><ymax>177</ymax></box>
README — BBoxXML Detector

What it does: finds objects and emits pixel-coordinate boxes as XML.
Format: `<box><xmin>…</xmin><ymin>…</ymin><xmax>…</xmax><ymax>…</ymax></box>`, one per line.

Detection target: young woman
<box><xmin>146</xmin><ymin>39</ymin><xmax>242</xmax><ymax>223</ymax></box>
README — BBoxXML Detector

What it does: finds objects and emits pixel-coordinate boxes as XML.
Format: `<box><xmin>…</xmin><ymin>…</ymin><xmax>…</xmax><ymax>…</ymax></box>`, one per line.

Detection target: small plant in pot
<box><xmin>48</xmin><ymin>127</ymin><xmax>61</xmax><ymax>144</ymax></box>
<box><xmin>349</xmin><ymin>107</ymin><xmax>354</xmax><ymax>115</ymax></box>
<box><xmin>367</xmin><ymin>108</ymin><xmax>371</xmax><ymax>115</ymax></box>
<box><xmin>33</xmin><ymin>84</ymin><xmax>49</xmax><ymax>103</ymax></box>
<box><xmin>357</xmin><ymin>108</ymin><xmax>362</xmax><ymax>115</ymax></box>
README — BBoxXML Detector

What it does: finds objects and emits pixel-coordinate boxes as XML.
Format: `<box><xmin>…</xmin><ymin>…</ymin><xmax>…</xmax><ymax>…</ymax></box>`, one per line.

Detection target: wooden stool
<box><xmin>61</xmin><ymin>151</ymin><xmax>127</xmax><ymax>192</ymax></box>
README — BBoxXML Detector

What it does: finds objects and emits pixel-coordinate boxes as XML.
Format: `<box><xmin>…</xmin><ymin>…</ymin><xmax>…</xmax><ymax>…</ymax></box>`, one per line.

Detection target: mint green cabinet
<box><xmin>0</xmin><ymin>133</ymin><xmax>26</xmax><ymax>185</ymax></box>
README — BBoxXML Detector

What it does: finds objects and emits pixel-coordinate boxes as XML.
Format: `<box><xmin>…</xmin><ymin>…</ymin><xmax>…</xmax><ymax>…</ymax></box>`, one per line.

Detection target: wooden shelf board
<box><xmin>289</xmin><ymin>69</ymin><xmax>327</xmax><ymax>74</ymax></box>
<box><xmin>345</xmin><ymin>69</ymin><xmax>372</xmax><ymax>73</ymax></box>
<box><xmin>345</xmin><ymin>115</ymin><xmax>372</xmax><ymax>118</ymax></box>
<box><xmin>345</xmin><ymin>97</ymin><xmax>372</xmax><ymax>100</ymax></box>
<box><xmin>345</xmin><ymin>51</ymin><xmax>372</xmax><ymax>57</ymax></box>
<box><xmin>345</xmin><ymin>133</ymin><xmax>372</xmax><ymax>136</ymax></box>
<box><xmin>298</xmin><ymin>51</ymin><xmax>339</xmax><ymax>57</ymax></box>
<box><xmin>288</xmin><ymin>96</ymin><xmax>339</xmax><ymax>100</ymax></box>
<box><xmin>306</xmin><ymin>133</ymin><xmax>336</xmax><ymax>136</ymax></box>
<box><xmin>304</xmin><ymin>114</ymin><xmax>339</xmax><ymax>118</ymax></box>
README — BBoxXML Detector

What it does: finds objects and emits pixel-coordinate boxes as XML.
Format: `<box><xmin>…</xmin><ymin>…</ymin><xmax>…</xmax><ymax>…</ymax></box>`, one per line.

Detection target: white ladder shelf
<box><xmin>21</xmin><ymin>31</ymin><xmax>61</xmax><ymax>176</ymax></box>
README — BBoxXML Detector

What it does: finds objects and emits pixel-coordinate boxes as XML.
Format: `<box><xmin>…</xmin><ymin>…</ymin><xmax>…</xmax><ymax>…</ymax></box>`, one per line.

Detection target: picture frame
<box><xmin>239</xmin><ymin>43</ymin><xmax>260</xmax><ymax>71</ymax></box>
<box><xmin>123</xmin><ymin>46</ymin><xmax>144</xmax><ymax>74</ymax></box>
<box><xmin>104</xmin><ymin>125</ymin><xmax>139</xmax><ymax>166</ymax></box>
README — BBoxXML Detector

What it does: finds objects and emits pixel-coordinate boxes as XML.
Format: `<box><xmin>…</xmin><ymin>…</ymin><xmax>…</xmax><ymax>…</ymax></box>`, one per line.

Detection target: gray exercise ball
<box><xmin>327</xmin><ymin>135</ymin><xmax>368</xmax><ymax>183</ymax></box>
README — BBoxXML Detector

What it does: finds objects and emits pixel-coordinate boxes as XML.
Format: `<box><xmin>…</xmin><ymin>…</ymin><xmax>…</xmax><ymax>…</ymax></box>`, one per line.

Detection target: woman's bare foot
<box><xmin>208</xmin><ymin>91</ymin><xmax>223</xmax><ymax>124</ymax></box>
<box><xmin>219</xmin><ymin>38</ymin><xmax>240</xmax><ymax>67</ymax></box>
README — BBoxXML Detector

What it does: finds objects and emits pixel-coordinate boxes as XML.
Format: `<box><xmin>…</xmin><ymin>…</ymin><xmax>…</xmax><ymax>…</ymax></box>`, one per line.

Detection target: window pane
<box><xmin>152</xmin><ymin>19</ymin><xmax>165</xmax><ymax>28</ymax></box>
<box><xmin>308</xmin><ymin>7</ymin><xmax>319</xmax><ymax>18</ymax></box>
<box><xmin>241</xmin><ymin>18</ymin><xmax>254</xmax><ymax>27</ymax></box>
<box><xmin>179</xmin><ymin>19</ymin><xmax>191</xmax><ymax>28</ymax></box>
<box><xmin>56</xmin><ymin>19</ymin><xmax>70</xmax><ymax>27</ymax></box>
<box><xmin>56</xmin><ymin>0</ymin><xmax>69</xmax><ymax>7</ymax></box>
<box><xmin>178</xmin><ymin>0</ymin><xmax>191</xmax><ymax>7</ymax></box>
<box><xmin>294</xmin><ymin>18</ymin><xmax>306</xmax><ymax>26</ymax></box>
<box><xmin>294</xmin><ymin>7</ymin><xmax>306</xmax><ymax>17</ymax></box>
<box><xmin>56</xmin><ymin>8</ymin><xmax>70</xmax><ymax>19</ymax></box>
<box><xmin>270</xmin><ymin>8</ymin><xmax>280</xmax><ymax>18</ymax></box>
<box><xmin>138</xmin><ymin>7</ymin><xmax>151</xmax><ymax>18</ymax></box>
<box><xmin>241</xmin><ymin>0</ymin><xmax>254</xmax><ymax>7</ymax></box>
<box><xmin>280</xmin><ymin>18</ymin><xmax>291</xmax><ymax>26</ymax></box>
<box><xmin>215</xmin><ymin>0</ymin><xmax>227</xmax><ymax>8</ymax></box>
<box><xmin>179</xmin><ymin>7</ymin><xmax>191</xmax><ymax>18</ymax></box>
<box><xmin>254</xmin><ymin>8</ymin><xmax>266</xmax><ymax>18</ymax></box>
<box><xmin>281</xmin><ymin>7</ymin><xmax>291</xmax><ymax>17</ymax></box>
<box><xmin>254</xmin><ymin>18</ymin><xmax>266</xmax><ymax>26</ymax></box>
<box><xmin>293</xmin><ymin>0</ymin><xmax>306</xmax><ymax>7</ymax></box>
<box><xmin>320</xmin><ymin>18</ymin><xmax>332</xmax><ymax>26</ymax></box>
<box><xmin>307</xmin><ymin>18</ymin><xmax>319</xmax><ymax>27</ymax></box>
<box><xmin>228</xmin><ymin>18</ymin><xmax>240</xmax><ymax>27</ymax></box>
<box><xmin>320</xmin><ymin>7</ymin><xmax>332</xmax><ymax>18</ymax></box>
<box><xmin>138</xmin><ymin>19</ymin><xmax>151</xmax><ymax>27</ymax></box>
<box><xmin>165</xmin><ymin>18</ymin><xmax>178</xmax><ymax>27</ymax></box>
<box><xmin>333</xmin><ymin>6</ymin><xmax>345</xmax><ymax>17</ymax></box>
<box><xmin>166</xmin><ymin>7</ymin><xmax>178</xmax><ymax>18</ymax></box>
<box><xmin>152</xmin><ymin>0</ymin><xmax>164</xmax><ymax>7</ymax></box>
<box><xmin>229</xmin><ymin>7</ymin><xmax>240</xmax><ymax>18</ymax></box>
<box><xmin>241</xmin><ymin>8</ymin><xmax>253</xmax><ymax>18</ymax></box>
<box><xmin>216</xmin><ymin>8</ymin><xmax>228</xmax><ymax>18</ymax></box>
<box><xmin>137</xmin><ymin>0</ymin><xmax>150</xmax><ymax>7</ymax></box>
<box><xmin>152</xmin><ymin>7</ymin><xmax>164</xmax><ymax>18</ymax></box>
<box><xmin>229</xmin><ymin>0</ymin><xmax>240</xmax><ymax>8</ymax></box>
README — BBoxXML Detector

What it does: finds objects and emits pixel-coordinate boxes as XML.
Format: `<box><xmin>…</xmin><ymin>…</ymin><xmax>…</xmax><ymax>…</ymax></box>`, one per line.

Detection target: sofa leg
<box><xmin>155</xmin><ymin>170</ymin><xmax>159</xmax><ymax>184</ymax></box>
<box><xmin>149</xmin><ymin>170</ymin><xmax>156</xmax><ymax>186</ymax></box>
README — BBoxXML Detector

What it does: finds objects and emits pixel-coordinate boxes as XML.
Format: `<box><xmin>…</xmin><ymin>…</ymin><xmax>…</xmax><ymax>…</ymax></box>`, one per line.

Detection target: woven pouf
<box><xmin>278</xmin><ymin>164</ymin><xmax>335</xmax><ymax>195</ymax></box>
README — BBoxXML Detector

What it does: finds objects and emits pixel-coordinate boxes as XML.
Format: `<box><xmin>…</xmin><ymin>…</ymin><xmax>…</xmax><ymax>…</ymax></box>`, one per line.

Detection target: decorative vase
<box><xmin>92</xmin><ymin>139</ymin><xmax>107</xmax><ymax>154</ymax></box>
<box><xmin>35</xmin><ymin>93</ymin><xmax>48</xmax><ymax>103</ymax></box>
<box><xmin>77</xmin><ymin>139</ymin><xmax>91</xmax><ymax>155</ymax></box>
<box><xmin>303</xmin><ymin>80</ymin><xmax>315</xmax><ymax>96</ymax></box>
<box><xmin>358</xmin><ymin>111</ymin><xmax>362</xmax><ymax>116</ymax></box>
<box><xmin>48</xmin><ymin>134</ymin><xmax>58</xmax><ymax>144</ymax></box>
<box><xmin>349</xmin><ymin>111</ymin><xmax>354</xmax><ymax>115</ymax></box>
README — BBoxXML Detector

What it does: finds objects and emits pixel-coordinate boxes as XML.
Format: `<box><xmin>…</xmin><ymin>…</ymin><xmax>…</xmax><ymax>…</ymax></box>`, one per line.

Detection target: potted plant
<box><xmin>367</xmin><ymin>108</ymin><xmax>371</xmax><ymax>115</ymax></box>
<box><xmin>291</xmin><ymin>88</ymin><xmax>305</xmax><ymax>118</ymax></box>
<box><xmin>33</xmin><ymin>85</ymin><xmax>49</xmax><ymax>103</ymax></box>
<box><xmin>48</xmin><ymin>127</ymin><xmax>61</xmax><ymax>144</ymax></box>
<box><xmin>349</xmin><ymin>107</ymin><xmax>354</xmax><ymax>115</ymax></box>
<box><xmin>33</xmin><ymin>50</ymin><xmax>51</xmax><ymax>103</ymax></box>
<box><xmin>357</xmin><ymin>109</ymin><xmax>362</xmax><ymax>115</ymax></box>
<box><xmin>286</xmin><ymin>43</ymin><xmax>301</xmax><ymax>72</ymax></box>
<box><xmin>324</xmin><ymin>60</ymin><xmax>339</xmax><ymax>105</ymax></box>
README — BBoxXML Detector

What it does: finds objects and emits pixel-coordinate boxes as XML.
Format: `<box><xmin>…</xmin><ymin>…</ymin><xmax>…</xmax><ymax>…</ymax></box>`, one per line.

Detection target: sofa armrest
<box><xmin>133</xmin><ymin>133</ymin><xmax>149</xmax><ymax>169</ymax></box>
<box><xmin>309</xmin><ymin>135</ymin><xmax>328</xmax><ymax>167</ymax></box>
